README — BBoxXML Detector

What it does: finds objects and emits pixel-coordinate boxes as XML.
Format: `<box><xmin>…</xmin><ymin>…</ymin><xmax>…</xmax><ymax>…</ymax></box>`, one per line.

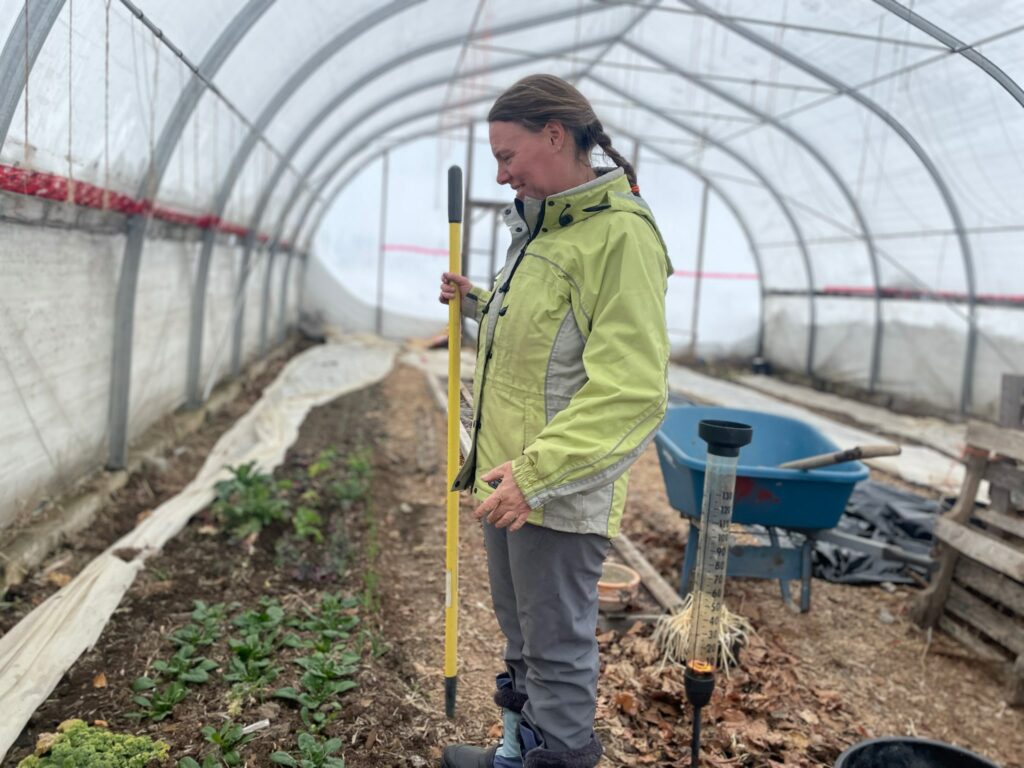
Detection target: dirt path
<box><xmin>3</xmin><ymin>359</ymin><xmax>1020</xmax><ymax>767</ymax></box>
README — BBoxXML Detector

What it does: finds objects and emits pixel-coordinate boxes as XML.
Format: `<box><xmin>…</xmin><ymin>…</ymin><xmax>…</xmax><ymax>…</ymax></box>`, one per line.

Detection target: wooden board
<box><xmin>955</xmin><ymin>558</ymin><xmax>1024</xmax><ymax>616</ymax></box>
<box><xmin>975</xmin><ymin>508</ymin><xmax>1024</xmax><ymax>540</ymax></box>
<box><xmin>947</xmin><ymin>583</ymin><xmax>1024</xmax><ymax>657</ymax></box>
<box><xmin>934</xmin><ymin>517</ymin><xmax>1024</xmax><ymax>582</ymax></box>
<box><xmin>936</xmin><ymin>615</ymin><xmax>1010</xmax><ymax>664</ymax></box>
<box><xmin>985</xmin><ymin>460</ymin><xmax>1024</xmax><ymax>497</ymax></box>
<box><xmin>968</xmin><ymin>421</ymin><xmax>1024</xmax><ymax>463</ymax></box>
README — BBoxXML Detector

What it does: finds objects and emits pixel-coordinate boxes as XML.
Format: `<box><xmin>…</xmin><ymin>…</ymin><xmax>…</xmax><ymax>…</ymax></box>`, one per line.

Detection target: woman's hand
<box><xmin>473</xmin><ymin>462</ymin><xmax>532</xmax><ymax>531</ymax></box>
<box><xmin>439</xmin><ymin>272</ymin><xmax>473</xmax><ymax>305</ymax></box>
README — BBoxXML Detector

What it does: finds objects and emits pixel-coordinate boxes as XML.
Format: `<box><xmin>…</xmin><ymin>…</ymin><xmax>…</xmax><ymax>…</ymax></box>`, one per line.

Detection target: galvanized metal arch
<box><xmin>255</xmin><ymin>33</ymin><xmax>620</xmax><ymax>297</ymax></box>
<box><xmin>587</xmin><ymin>72</ymin><xmax>818</xmax><ymax>376</ymax></box>
<box><xmin>288</xmin><ymin>81</ymin><xmax>816</xmax><ymax>369</ymax></box>
<box><xmin>185</xmin><ymin>0</ymin><xmax>421</xmax><ymax>409</ymax></box>
<box><xmin>299</xmin><ymin>118</ymin><xmax>769</xmax><ymax>357</ymax></box>
<box><xmin>240</xmin><ymin>3</ymin><xmax>620</xmax><ymax>352</ymax></box>
<box><xmin>675</xmin><ymin>0</ymin><xmax>978</xmax><ymax>412</ymax></box>
<box><xmin>105</xmin><ymin>0</ymin><xmax>274</xmax><ymax>469</ymax></box>
<box><xmin>625</xmin><ymin>40</ymin><xmax>884</xmax><ymax>391</ymax></box>
<box><xmin>873</xmin><ymin>0</ymin><xmax>1024</xmax><ymax>108</ymax></box>
<box><xmin>0</xmin><ymin>0</ymin><xmax>65</xmax><ymax>147</ymax></box>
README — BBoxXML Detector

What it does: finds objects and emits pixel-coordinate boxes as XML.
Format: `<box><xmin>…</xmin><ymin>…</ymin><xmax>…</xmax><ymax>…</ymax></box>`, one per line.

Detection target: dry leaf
<box><xmin>614</xmin><ymin>691</ymin><xmax>640</xmax><ymax>717</ymax></box>
<box><xmin>93</xmin><ymin>720</ymin><xmax>109</xmax><ymax>728</ymax></box>
<box><xmin>45</xmin><ymin>571</ymin><xmax>72</xmax><ymax>587</ymax></box>
<box><xmin>198</xmin><ymin>524</ymin><xmax>219</xmax><ymax>535</ymax></box>
<box><xmin>797</xmin><ymin>708</ymin><xmax>819</xmax><ymax>725</ymax></box>
<box><xmin>92</xmin><ymin>672</ymin><xmax>107</xmax><ymax>689</ymax></box>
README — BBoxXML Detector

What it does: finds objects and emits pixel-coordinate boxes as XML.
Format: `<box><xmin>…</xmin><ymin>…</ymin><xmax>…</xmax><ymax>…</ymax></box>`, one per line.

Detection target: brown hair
<box><xmin>487</xmin><ymin>74</ymin><xmax>638</xmax><ymax>191</ymax></box>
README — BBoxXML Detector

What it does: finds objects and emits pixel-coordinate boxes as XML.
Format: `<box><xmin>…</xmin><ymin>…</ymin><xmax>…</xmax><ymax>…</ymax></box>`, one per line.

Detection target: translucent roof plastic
<box><xmin>1</xmin><ymin>0</ymin><xmax>1022</xmax><ymax>418</ymax></box>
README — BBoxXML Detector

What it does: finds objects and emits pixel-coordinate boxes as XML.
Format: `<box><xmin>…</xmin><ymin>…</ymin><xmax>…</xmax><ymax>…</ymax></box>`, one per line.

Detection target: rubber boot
<box><xmin>518</xmin><ymin>721</ymin><xmax>603</xmax><ymax>768</ymax></box>
<box><xmin>441</xmin><ymin>673</ymin><xmax>528</xmax><ymax>768</ymax></box>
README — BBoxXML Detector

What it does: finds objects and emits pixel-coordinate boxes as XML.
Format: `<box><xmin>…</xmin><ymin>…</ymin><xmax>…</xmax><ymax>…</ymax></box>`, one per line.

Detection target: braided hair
<box><xmin>487</xmin><ymin>74</ymin><xmax>639</xmax><ymax>193</ymax></box>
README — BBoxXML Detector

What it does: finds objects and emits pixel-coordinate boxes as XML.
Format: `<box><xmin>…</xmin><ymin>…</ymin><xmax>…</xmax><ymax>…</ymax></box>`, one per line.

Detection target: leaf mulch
<box><xmin>3</xmin><ymin>355</ymin><xmax>1022</xmax><ymax>767</ymax></box>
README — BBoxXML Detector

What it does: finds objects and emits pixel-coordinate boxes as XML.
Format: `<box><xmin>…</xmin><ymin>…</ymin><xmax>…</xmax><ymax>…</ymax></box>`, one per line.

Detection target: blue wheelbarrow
<box><xmin>656</xmin><ymin>406</ymin><xmax>877</xmax><ymax>612</ymax></box>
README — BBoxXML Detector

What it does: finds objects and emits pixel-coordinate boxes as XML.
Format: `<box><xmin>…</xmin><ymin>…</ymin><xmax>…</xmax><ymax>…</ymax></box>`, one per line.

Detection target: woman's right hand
<box><xmin>439</xmin><ymin>272</ymin><xmax>473</xmax><ymax>305</ymax></box>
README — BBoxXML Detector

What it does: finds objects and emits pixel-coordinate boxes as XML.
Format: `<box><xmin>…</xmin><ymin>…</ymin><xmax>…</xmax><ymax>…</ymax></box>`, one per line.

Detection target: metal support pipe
<box><xmin>675</xmin><ymin>0</ymin><xmax>977</xmax><ymax>411</ymax></box>
<box><xmin>277</xmin><ymin>249</ymin><xmax>294</xmax><ymax>343</ymax></box>
<box><xmin>240</xmin><ymin>5</ymin><xmax>615</xmax><ymax>297</ymax></box>
<box><xmin>230</xmin><ymin>248</ymin><xmax>252</xmax><ymax>376</ymax></box>
<box><xmin>588</xmin><ymin>73</ymin><xmax>817</xmax><ymax>376</ymax></box>
<box><xmin>688</xmin><ymin>181</ymin><xmax>710</xmax><ymax>360</ymax></box>
<box><xmin>187</xmin><ymin>0</ymin><xmax>419</xmax><ymax>408</ymax></box>
<box><xmin>258</xmin><ymin>244</ymin><xmax>275</xmax><ymax>353</ymax></box>
<box><xmin>462</xmin><ymin>123</ymin><xmax>475</xmax><ymax>287</ymax></box>
<box><xmin>873</xmin><ymin>0</ymin><xmax>1024</xmax><ymax>108</ymax></box>
<box><xmin>257</xmin><ymin>33</ymin><xmax>619</xmax><ymax>283</ymax></box>
<box><xmin>302</xmin><ymin>117</ymin><xmax>768</xmax><ymax>363</ymax></box>
<box><xmin>104</xmin><ymin>0</ymin><xmax>274</xmax><ymax>464</ymax></box>
<box><xmin>625</xmin><ymin>40</ymin><xmax>884</xmax><ymax>391</ymax></box>
<box><xmin>0</xmin><ymin>0</ymin><xmax>66</xmax><ymax>147</ymax></box>
<box><xmin>375</xmin><ymin>151</ymin><xmax>389</xmax><ymax>336</ymax></box>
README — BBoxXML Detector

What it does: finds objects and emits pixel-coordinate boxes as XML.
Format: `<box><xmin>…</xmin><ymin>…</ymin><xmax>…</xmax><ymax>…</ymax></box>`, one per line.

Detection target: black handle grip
<box><xmin>448</xmin><ymin>166</ymin><xmax>463</xmax><ymax>223</ymax></box>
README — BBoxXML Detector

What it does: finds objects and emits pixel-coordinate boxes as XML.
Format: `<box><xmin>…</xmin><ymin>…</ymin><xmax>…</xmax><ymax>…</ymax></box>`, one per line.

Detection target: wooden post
<box><xmin>910</xmin><ymin>447</ymin><xmax>989</xmax><ymax>627</ymax></box>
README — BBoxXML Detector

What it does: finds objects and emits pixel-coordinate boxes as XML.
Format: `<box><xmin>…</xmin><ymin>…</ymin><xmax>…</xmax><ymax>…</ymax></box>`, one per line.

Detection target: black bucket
<box><xmin>835</xmin><ymin>737</ymin><xmax>1000</xmax><ymax>768</ymax></box>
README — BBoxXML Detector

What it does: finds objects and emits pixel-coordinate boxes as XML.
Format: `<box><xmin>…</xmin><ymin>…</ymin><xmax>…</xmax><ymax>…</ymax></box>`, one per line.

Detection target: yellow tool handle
<box><xmin>444</xmin><ymin>165</ymin><xmax>463</xmax><ymax>718</ymax></box>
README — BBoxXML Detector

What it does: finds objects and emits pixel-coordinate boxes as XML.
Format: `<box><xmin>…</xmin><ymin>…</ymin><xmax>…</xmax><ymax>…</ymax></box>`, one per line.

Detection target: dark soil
<box><xmin>3</xmin><ymin>356</ymin><xmax>1022</xmax><ymax>768</ymax></box>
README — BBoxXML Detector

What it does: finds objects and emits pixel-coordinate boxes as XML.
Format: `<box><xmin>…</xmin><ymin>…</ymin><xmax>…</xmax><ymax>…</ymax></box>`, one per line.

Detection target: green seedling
<box><xmin>346</xmin><ymin>449</ymin><xmax>371</xmax><ymax>479</ymax></box>
<box><xmin>270</xmin><ymin>732</ymin><xmax>345</xmax><ymax>768</ymax></box>
<box><xmin>152</xmin><ymin>645</ymin><xmax>218</xmax><ymax>684</ymax></box>
<box><xmin>17</xmin><ymin>719</ymin><xmax>168</xmax><ymax>768</ymax></box>
<box><xmin>299</xmin><ymin>593</ymin><xmax>360</xmax><ymax>641</ymax></box>
<box><xmin>203</xmin><ymin>720</ymin><xmax>255</xmax><ymax>767</ymax></box>
<box><xmin>128</xmin><ymin>680</ymin><xmax>188</xmax><ymax>722</ymax></box>
<box><xmin>223</xmin><ymin>634</ymin><xmax>283</xmax><ymax>689</ymax></box>
<box><xmin>307</xmin><ymin>448</ymin><xmax>338</xmax><ymax>479</ymax></box>
<box><xmin>274</xmin><ymin>652</ymin><xmax>358</xmax><ymax>730</ymax></box>
<box><xmin>213</xmin><ymin>462</ymin><xmax>288</xmax><ymax>537</ymax></box>
<box><xmin>232</xmin><ymin>598</ymin><xmax>287</xmax><ymax>635</ymax></box>
<box><xmin>293</xmin><ymin>506</ymin><xmax>324</xmax><ymax>543</ymax></box>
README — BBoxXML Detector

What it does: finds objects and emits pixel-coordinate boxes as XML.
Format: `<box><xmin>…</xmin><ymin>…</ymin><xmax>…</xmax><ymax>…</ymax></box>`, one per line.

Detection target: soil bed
<box><xmin>3</xmin><ymin>359</ymin><xmax>1022</xmax><ymax>767</ymax></box>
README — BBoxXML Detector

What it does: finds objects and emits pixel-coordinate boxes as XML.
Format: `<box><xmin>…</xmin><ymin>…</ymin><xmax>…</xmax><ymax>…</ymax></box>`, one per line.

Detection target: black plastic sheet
<box><xmin>812</xmin><ymin>480</ymin><xmax>947</xmax><ymax>585</ymax></box>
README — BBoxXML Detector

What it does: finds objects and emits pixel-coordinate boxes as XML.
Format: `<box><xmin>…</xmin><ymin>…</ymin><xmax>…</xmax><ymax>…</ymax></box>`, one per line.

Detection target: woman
<box><xmin>438</xmin><ymin>74</ymin><xmax>671</xmax><ymax>768</ymax></box>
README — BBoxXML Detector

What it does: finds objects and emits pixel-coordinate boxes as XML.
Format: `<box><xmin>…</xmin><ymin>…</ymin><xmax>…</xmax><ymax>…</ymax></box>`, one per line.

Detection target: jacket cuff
<box><xmin>511</xmin><ymin>454</ymin><xmax>542</xmax><ymax>507</ymax></box>
<box><xmin>461</xmin><ymin>287</ymin><xmax>490</xmax><ymax>321</ymax></box>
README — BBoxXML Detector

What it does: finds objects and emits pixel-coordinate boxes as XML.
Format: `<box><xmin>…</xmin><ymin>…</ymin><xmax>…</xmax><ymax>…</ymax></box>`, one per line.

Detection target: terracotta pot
<box><xmin>597</xmin><ymin>562</ymin><xmax>641</xmax><ymax>613</ymax></box>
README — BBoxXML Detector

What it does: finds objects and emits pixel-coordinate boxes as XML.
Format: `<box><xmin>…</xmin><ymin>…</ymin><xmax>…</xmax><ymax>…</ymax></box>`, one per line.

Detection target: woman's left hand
<box><xmin>473</xmin><ymin>462</ymin><xmax>532</xmax><ymax>531</ymax></box>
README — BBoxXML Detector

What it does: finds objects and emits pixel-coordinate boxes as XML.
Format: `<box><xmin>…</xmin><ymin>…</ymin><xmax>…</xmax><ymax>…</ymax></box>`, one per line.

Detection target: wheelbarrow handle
<box><xmin>779</xmin><ymin>444</ymin><xmax>901</xmax><ymax>471</ymax></box>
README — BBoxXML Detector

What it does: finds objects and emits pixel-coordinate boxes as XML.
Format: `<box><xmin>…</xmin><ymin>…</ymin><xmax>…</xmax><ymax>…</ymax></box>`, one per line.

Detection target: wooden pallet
<box><xmin>912</xmin><ymin>376</ymin><xmax>1024</xmax><ymax>705</ymax></box>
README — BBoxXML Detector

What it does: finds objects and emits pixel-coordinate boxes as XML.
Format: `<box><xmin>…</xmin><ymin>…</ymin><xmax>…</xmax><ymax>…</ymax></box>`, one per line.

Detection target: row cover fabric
<box><xmin>0</xmin><ymin>336</ymin><xmax>398</xmax><ymax>761</ymax></box>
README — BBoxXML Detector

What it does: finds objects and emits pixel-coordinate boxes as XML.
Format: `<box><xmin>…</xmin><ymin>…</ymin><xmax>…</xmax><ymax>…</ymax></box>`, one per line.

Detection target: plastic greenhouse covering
<box><xmin>1</xmin><ymin>0</ymin><xmax>1023</xmax><ymax>540</ymax></box>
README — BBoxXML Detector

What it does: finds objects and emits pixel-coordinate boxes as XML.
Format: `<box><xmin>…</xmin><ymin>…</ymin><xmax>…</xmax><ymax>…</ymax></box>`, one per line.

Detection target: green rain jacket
<box><xmin>451</xmin><ymin>168</ymin><xmax>672</xmax><ymax>538</ymax></box>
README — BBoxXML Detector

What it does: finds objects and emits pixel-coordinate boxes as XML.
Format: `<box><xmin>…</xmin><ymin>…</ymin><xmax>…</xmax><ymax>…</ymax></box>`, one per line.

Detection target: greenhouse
<box><xmin>1</xmin><ymin>1</ymin><xmax>1022</xmax><ymax>766</ymax></box>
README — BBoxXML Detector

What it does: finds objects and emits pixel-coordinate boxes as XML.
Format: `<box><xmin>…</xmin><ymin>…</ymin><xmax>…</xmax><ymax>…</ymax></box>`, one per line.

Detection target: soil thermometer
<box><xmin>685</xmin><ymin>419</ymin><xmax>752</xmax><ymax>766</ymax></box>
<box><xmin>444</xmin><ymin>165</ymin><xmax>463</xmax><ymax>718</ymax></box>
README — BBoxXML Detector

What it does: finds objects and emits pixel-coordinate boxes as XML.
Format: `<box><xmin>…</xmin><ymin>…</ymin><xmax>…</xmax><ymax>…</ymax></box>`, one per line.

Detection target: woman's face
<box><xmin>489</xmin><ymin>120</ymin><xmax>563</xmax><ymax>200</ymax></box>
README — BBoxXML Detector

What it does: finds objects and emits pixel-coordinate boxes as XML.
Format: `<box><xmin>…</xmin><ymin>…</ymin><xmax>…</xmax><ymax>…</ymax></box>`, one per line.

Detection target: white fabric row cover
<box><xmin>0</xmin><ymin>336</ymin><xmax>398</xmax><ymax>761</ymax></box>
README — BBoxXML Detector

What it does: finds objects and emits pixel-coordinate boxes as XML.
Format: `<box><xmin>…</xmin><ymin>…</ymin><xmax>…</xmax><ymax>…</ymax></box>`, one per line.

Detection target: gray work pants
<box><xmin>482</xmin><ymin>519</ymin><xmax>610</xmax><ymax>752</ymax></box>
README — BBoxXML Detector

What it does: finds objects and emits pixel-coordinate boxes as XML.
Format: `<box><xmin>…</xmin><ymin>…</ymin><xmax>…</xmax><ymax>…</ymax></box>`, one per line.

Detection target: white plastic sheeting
<box><xmin>0</xmin><ymin>232</ymin><xmax>301</xmax><ymax>532</ymax></box>
<box><xmin>0</xmin><ymin>336</ymin><xmax>397</xmax><ymax>761</ymax></box>
<box><xmin>1</xmin><ymin>1</ymin><xmax>1023</xmax><ymax>534</ymax></box>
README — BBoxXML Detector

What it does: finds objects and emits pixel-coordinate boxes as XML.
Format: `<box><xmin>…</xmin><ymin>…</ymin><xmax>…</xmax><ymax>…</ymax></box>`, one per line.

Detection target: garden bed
<box><xmin>3</xmin><ymin>360</ymin><xmax>1023</xmax><ymax>767</ymax></box>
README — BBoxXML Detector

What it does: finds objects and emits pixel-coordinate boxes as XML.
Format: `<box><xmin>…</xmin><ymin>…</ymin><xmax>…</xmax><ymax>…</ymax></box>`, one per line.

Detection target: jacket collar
<box><xmin>536</xmin><ymin>167</ymin><xmax>630</xmax><ymax>233</ymax></box>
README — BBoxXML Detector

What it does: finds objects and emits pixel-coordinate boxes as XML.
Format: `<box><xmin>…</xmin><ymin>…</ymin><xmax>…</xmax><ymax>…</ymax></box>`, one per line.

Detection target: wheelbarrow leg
<box><xmin>679</xmin><ymin>520</ymin><xmax>699</xmax><ymax>597</ymax></box>
<box><xmin>800</xmin><ymin>535</ymin><xmax>813</xmax><ymax>613</ymax></box>
<box><xmin>768</xmin><ymin>528</ymin><xmax>800</xmax><ymax>613</ymax></box>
